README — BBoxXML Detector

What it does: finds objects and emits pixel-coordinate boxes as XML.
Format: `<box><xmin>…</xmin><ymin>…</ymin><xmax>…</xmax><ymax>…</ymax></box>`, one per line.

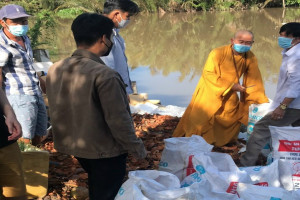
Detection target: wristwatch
<box><xmin>279</xmin><ymin>103</ymin><xmax>287</xmax><ymax>110</ymax></box>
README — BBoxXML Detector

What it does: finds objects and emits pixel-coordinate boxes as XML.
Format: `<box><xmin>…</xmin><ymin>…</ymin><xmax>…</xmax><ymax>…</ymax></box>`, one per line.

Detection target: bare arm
<box><xmin>271</xmin><ymin>97</ymin><xmax>295</xmax><ymax>120</ymax></box>
<box><xmin>0</xmin><ymin>68</ymin><xmax>22</xmax><ymax>140</ymax></box>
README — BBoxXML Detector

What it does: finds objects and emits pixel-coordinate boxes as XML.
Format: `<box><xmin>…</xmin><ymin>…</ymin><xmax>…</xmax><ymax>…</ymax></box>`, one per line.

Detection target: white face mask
<box><xmin>117</xmin><ymin>14</ymin><xmax>130</xmax><ymax>29</ymax></box>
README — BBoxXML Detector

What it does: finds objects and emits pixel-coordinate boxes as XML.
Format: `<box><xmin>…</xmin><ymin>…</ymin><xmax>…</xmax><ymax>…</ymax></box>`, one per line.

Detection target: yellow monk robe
<box><xmin>173</xmin><ymin>44</ymin><xmax>268</xmax><ymax>147</ymax></box>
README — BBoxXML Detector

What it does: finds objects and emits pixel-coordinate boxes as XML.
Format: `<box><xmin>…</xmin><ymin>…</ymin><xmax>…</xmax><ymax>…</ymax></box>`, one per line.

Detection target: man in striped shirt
<box><xmin>0</xmin><ymin>4</ymin><xmax>47</xmax><ymax>145</ymax></box>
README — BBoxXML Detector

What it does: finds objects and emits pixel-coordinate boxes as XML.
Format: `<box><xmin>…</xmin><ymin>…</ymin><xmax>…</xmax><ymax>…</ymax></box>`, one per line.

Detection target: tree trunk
<box><xmin>282</xmin><ymin>0</ymin><xmax>286</xmax><ymax>8</ymax></box>
<box><xmin>282</xmin><ymin>7</ymin><xmax>286</xmax><ymax>18</ymax></box>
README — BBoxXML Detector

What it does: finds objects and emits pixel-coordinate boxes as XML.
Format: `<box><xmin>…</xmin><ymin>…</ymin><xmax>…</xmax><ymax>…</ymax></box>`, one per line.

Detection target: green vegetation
<box><xmin>56</xmin><ymin>7</ymin><xmax>83</xmax><ymax>19</ymax></box>
<box><xmin>0</xmin><ymin>0</ymin><xmax>298</xmax><ymax>49</ymax></box>
<box><xmin>28</xmin><ymin>10</ymin><xmax>55</xmax><ymax>49</ymax></box>
<box><xmin>18</xmin><ymin>141</ymin><xmax>43</xmax><ymax>152</ymax></box>
<box><xmin>1</xmin><ymin>0</ymin><xmax>300</xmax><ymax>15</ymax></box>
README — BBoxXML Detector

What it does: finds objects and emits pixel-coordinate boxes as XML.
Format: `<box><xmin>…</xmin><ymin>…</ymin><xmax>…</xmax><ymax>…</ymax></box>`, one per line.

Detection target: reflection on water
<box><xmin>45</xmin><ymin>8</ymin><xmax>300</xmax><ymax>107</ymax></box>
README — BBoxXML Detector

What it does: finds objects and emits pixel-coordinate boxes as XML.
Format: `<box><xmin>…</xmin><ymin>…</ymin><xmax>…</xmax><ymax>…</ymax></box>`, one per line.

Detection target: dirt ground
<box><xmin>39</xmin><ymin>114</ymin><xmax>266</xmax><ymax>200</ymax></box>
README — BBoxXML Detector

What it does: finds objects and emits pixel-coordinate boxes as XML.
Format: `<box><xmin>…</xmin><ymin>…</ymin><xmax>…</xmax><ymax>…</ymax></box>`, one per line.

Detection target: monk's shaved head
<box><xmin>234</xmin><ymin>30</ymin><xmax>254</xmax><ymax>40</ymax></box>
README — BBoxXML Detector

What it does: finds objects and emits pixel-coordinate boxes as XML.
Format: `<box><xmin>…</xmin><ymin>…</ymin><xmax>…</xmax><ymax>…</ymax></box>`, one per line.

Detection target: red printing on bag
<box><xmin>226</xmin><ymin>182</ymin><xmax>239</xmax><ymax>194</ymax></box>
<box><xmin>278</xmin><ymin>140</ymin><xmax>300</xmax><ymax>152</ymax></box>
<box><xmin>226</xmin><ymin>182</ymin><xmax>268</xmax><ymax>196</ymax></box>
<box><xmin>186</xmin><ymin>155</ymin><xmax>196</xmax><ymax>176</ymax></box>
<box><xmin>254</xmin><ymin>182</ymin><xmax>268</xmax><ymax>187</ymax></box>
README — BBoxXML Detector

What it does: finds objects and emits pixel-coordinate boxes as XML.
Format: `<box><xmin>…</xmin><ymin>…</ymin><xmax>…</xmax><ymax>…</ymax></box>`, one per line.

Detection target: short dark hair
<box><xmin>279</xmin><ymin>22</ymin><xmax>300</xmax><ymax>37</ymax></box>
<box><xmin>71</xmin><ymin>13</ymin><xmax>114</xmax><ymax>47</ymax></box>
<box><xmin>103</xmin><ymin>0</ymin><xmax>139</xmax><ymax>15</ymax></box>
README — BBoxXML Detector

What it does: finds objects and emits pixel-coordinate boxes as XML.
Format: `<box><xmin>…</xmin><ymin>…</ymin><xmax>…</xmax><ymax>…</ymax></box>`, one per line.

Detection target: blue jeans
<box><xmin>7</xmin><ymin>94</ymin><xmax>48</xmax><ymax>139</ymax></box>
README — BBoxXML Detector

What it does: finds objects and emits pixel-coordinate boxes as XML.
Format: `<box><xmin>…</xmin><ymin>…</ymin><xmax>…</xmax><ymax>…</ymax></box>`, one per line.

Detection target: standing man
<box><xmin>0</xmin><ymin>4</ymin><xmax>48</xmax><ymax>145</ymax></box>
<box><xmin>0</xmin><ymin>87</ymin><xmax>26</xmax><ymax>199</ymax></box>
<box><xmin>240</xmin><ymin>22</ymin><xmax>300</xmax><ymax>166</ymax></box>
<box><xmin>173</xmin><ymin>30</ymin><xmax>269</xmax><ymax>147</ymax></box>
<box><xmin>101</xmin><ymin>0</ymin><xmax>139</xmax><ymax>95</ymax></box>
<box><xmin>46</xmin><ymin>13</ymin><xmax>146</xmax><ymax>200</ymax></box>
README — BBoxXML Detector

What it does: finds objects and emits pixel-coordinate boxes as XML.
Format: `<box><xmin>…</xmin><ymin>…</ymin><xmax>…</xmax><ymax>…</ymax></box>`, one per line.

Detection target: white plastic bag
<box><xmin>247</xmin><ymin>102</ymin><xmax>272</xmax><ymax>156</ymax></box>
<box><xmin>270</xmin><ymin>126</ymin><xmax>300</xmax><ymax>190</ymax></box>
<box><xmin>115</xmin><ymin>170</ymin><xmax>180</xmax><ymax>200</ymax></box>
<box><xmin>247</xmin><ymin>102</ymin><xmax>272</xmax><ymax>136</ymax></box>
<box><xmin>239</xmin><ymin>164</ymin><xmax>278</xmax><ymax>186</ymax></box>
<box><xmin>292</xmin><ymin>189</ymin><xmax>300</xmax><ymax>199</ymax></box>
<box><xmin>180</xmin><ymin>172</ymin><xmax>203</xmax><ymax>188</ymax></box>
<box><xmin>115</xmin><ymin>170</ymin><xmax>240</xmax><ymax>200</ymax></box>
<box><xmin>159</xmin><ymin>135</ymin><xmax>213</xmax><ymax>181</ymax></box>
<box><xmin>155</xmin><ymin>180</ymin><xmax>240</xmax><ymax>200</ymax></box>
<box><xmin>237</xmin><ymin>183</ymin><xmax>292</xmax><ymax>200</ymax></box>
<box><xmin>239</xmin><ymin>159</ymin><xmax>293</xmax><ymax>190</ymax></box>
<box><xmin>191</xmin><ymin>152</ymin><xmax>251</xmax><ymax>195</ymax></box>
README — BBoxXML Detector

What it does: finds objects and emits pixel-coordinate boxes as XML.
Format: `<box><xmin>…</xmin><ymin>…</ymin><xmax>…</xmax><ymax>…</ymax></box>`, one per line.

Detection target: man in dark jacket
<box><xmin>46</xmin><ymin>13</ymin><xmax>146</xmax><ymax>200</ymax></box>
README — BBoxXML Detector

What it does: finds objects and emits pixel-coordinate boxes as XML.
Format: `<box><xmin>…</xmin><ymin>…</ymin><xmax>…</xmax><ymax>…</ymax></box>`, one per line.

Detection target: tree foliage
<box><xmin>1</xmin><ymin>0</ymin><xmax>299</xmax><ymax>14</ymax></box>
<box><xmin>0</xmin><ymin>0</ymin><xmax>299</xmax><ymax>49</ymax></box>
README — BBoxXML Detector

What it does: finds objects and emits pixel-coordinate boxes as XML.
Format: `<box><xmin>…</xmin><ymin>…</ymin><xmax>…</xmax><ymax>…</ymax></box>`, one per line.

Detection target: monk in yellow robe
<box><xmin>173</xmin><ymin>30</ymin><xmax>269</xmax><ymax>147</ymax></box>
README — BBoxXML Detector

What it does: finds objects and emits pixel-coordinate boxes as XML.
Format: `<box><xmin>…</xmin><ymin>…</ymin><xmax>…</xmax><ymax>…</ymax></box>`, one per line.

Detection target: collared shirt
<box><xmin>101</xmin><ymin>28</ymin><xmax>133</xmax><ymax>94</ymax></box>
<box><xmin>0</xmin><ymin>29</ymin><xmax>40</xmax><ymax>95</ymax></box>
<box><xmin>271</xmin><ymin>43</ymin><xmax>300</xmax><ymax>110</ymax></box>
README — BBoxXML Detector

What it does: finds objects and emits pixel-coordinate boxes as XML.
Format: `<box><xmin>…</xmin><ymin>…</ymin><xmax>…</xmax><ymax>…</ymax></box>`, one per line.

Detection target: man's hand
<box><xmin>0</xmin><ymin>87</ymin><xmax>22</xmax><ymax>140</ymax></box>
<box><xmin>271</xmin><ymin>107</ymin><xmax>286</xmax><ymax>120</ymax></box>
<box><xmin>231</xmin><ymin>83</ymin><xmax>246</xmax><ymax>92</ymax></box>
<box><xmin>5</xmin><ymin>113</ymin><xmax>22</xmax><ymax>141</ymax></box>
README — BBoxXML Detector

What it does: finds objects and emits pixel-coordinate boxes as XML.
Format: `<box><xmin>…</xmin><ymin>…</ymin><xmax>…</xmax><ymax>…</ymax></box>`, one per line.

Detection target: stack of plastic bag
<box><xmin>116</xmin><ymin>133</ymin><xmax>300</xmax><ymax>199</ymax></box>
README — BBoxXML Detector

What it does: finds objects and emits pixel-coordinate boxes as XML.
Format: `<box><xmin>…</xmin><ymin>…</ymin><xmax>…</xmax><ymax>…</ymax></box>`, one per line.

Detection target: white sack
<box><xmin>115</xmin><ymin>170</ymin><xmax>180</xmax><ymax>200</ymax></box>
<box><xmin>239</xmin><ymin>159</ymin><xmax>293</xmax><ymax>190</ymax></box>
<box><xmin>270</xmin><ymin>126</ymin><xmax>300</xmax><ymax>190</ymax></box>
<box><xmin>247</xmin><ymin>102</ymin><xmax>272</xmax><ymax>156</ymax></box>
<box><xmin>115</xmin><ymin>170</ymin><xmax>239</xmax><ymax>200</ymax></box>
<box><xmin>247</xmin><ymin>102</ymin><xmax>272</xmax><ymax>136</ymax></box>
<box><xmin>151</xmin><ymin>180</ymin><xmax>240</xmax><ymax>200</ymax></box>
<box><xmin>159</xmin><ymin>135</ymin><xmax>213</xmax><ymax>181</ymax></box>
<box><xmin>237</xmin><ymin>183</ymin><xmax>292</xmax><ymax>200</ymax></box>
<box><xmin>239</xmin><ymin>164</ymin><xmax>279</xmax><ymax>187</ymax></box>
<box><xmin>191</xmin><ymin>152</ymin><xmax>251</xmax><ymax>195</ymax></box>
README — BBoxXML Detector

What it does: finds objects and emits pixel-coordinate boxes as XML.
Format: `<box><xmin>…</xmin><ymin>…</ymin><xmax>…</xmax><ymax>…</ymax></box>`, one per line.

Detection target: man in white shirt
<box><xmin>240</xmin><ymin>22</ymin><xmax>300</xmax><ymax>166</ymax></box>
<box><xmin>101</xmin><ymin>0</ymin><xmax>139</xmax><ymax>95</ymax></box>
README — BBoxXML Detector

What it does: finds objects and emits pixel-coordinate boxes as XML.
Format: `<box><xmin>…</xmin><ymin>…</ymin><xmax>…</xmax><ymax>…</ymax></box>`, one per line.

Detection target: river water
<box><xmin>46</xmin><ymin>8</ymin><xmax>300</xmax><ymax>107</ymax></box>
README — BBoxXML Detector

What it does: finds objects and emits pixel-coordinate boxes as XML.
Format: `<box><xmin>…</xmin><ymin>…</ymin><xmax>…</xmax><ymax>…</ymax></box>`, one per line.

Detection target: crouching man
<box><xmin>46</xmin><ymin>13</ymin><xmax>146</xmax><ymax>200</ymax></box>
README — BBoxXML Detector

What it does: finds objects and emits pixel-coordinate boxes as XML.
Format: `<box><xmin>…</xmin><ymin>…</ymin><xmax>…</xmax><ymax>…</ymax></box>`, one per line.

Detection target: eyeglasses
<box><xmin>237</xmin><ymin>40</ymin><xmax>254</xmax><ymax>45</ymax></box>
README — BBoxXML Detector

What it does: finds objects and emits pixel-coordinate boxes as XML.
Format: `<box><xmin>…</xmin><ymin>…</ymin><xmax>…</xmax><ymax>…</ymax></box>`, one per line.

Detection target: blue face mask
<box><xmin>233</xmin><ymin>44</ymin><xmax>251</xmax><ymax>53</ymax></box>
<box><xmin>278</xmin><ymin>37</ymin><xmax>294</xmax><ymax>49</ymax></box>
<box><xmin>6</xmin><ymin>24</ymin><xmax>29</xmax><ymax>37</ymax></box>
<box><xmin>117</xmin><ymin>14</ymin><xmax>130</xmax><ymax>29</ymax></box>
